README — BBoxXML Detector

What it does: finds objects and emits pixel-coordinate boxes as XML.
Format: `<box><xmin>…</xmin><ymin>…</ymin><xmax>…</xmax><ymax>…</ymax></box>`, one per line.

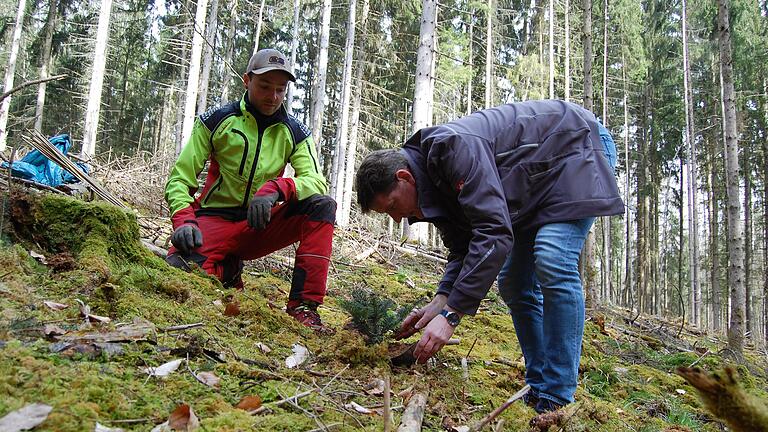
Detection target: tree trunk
<box><xmin>709</xmin><ymin>152</ymin><xmax>721</xmax><ymax>331</ymax></box>
<box><xmin>582</xmin><ymin>0</ymin><xmax>597</xmax><ymax>310</ymax></box>
<box><xmin>339</xmin><ymin>0</ymin><xmax>370</xmax><ymax>227</ymax></box>
<box><xmin>548</xmin><ymin>0</ymin><xmax>554</xmax><ymax>99</ymax></box>
<box><xmin>220</xmin><ymin>0</ymin><xmax>239</xmax><ymax>103</ymax></box>
<box><xmin>484</xmin><ymin>0</ymin><xmax>493</xmax><ymax>108</ymax></box>
<box><xmin>0</xmin><ymin>0</ymin><xmax>28</xmax><ymax>151</ymax></box>
<box><xmin>763</xmin><ymin>77</ymin><xmax>768</xmax><ymax>347</ymax></box>
<box><xmin>467</xmin><ymin>15</ymin><xmax>473</xmax><ymax>114</ymax></box>
<box><xmin>330</xmin><ymin>0</ymin><xmax>358</xmax><ymax>218</ymax></box>
<box><xmin>197</xmin><ymin>0</ymin><xmax>220</xmax><ymax>113</ymax></box>
<box><xmin>286</xmin><ymin>0</ymin><xmax>301</xmax><ymax>114</ymax></box>
<box><xmin>582</xmin><ymin>0</ymin><xmax>593</xmax><ymax>111</ymax></box>
<box><xmin>622</xmin><ymin>56</ymin><xmax>632</xmax><ymax>307</ymax></box>
<box><xmin>408</xmin><ymin>0</ymin><xmax>437</xmax><ymax>244</ymax></box>
<box><xmin>682</xmin><ymin>0</ymin><xmax>701</xmax><ymax>327</ymax></box>
<box><xmin>600</xmin><ymin>0</ymin><xmax>610</xmax><ymax>305</ymax></box>
<box><xmin>34</xmin><ymin>0</ymin><xmax>58</xmax><ymax>132</ymax></box>
<box><xmin>718</xmin><ymin>0</ymin><xmax>745</xmax><ymax>357</ymax></box>
<box><xmin>81</xmin><ymin>0</ymin><xmax>114</xmax><ymax>157</ymax></box>
<box><xmin>745</xmin><ymin>145</ymin><xmax>752</xmax><ymax>338</ymax></box>
<box><xmin>310</xmin><ymin>0</ymin><xmax>332</xmax><ymax>157</ymax></box>
<box><xmin>564</xmin><ymin>0</ymin><xmax>570</xmax><ymax>101</ymax></box>
<box><xmin>252</xmin><ymin>0</ymin><xmax>266</xmax><ymax>54</ymax></box>
<box><xmin>179</xmin><ymin>0</ymin><xmax>209</xmax><ymax>147</ymax></box>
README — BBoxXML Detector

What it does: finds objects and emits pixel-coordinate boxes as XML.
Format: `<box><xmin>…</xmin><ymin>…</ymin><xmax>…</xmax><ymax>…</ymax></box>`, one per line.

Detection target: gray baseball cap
<box><xmin>246</xmin><ymin>49</ymin><xmax>296</xmax><ymax>82</ymax></box>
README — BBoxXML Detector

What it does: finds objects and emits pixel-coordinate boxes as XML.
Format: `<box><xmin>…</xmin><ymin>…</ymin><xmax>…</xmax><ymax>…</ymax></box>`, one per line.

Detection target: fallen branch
<box><xmin>396</xmin><ymin>392</ymin><xmax>427</xmax><ymax>432</ymax></box>
<box><xmin>384</xmin><ymin>375</ymin><xmax>392</xmax><ymax>432</ymax></box>
<box><xmin>161</xmin><ymin>322</ymin><xmax>204</xmax><ymax>332</ymax></box>
<box><xmin>252</xmin><ymin>389</ymin><xmax>316</xmax><ymax>415</ymax></box>
<box><xmin>676</xmin><ymin>367</ymin><xmax>768</xmax><ymax>432</ymax></box>
<box><xmin>469</xmin><ymin>384</ymin><xmax>530</xmax><ymax>432</ymax></box>
<box><xmin>354</xmin><ymin>240</ymin><xmax>380</xmax><ymax>262</ymax></box>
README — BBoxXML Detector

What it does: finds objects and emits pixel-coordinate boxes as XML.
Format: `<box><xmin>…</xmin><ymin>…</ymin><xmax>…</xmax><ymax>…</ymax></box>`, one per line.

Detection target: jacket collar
<box><xmin>400</xmin><ymin>146</ymin><xmax>451</xmax><ymax>223</ymax></box>
<box><xmin>241</xmin><ymin>92</ymin><xmax>288</xmax><ymax>128</ymax></box>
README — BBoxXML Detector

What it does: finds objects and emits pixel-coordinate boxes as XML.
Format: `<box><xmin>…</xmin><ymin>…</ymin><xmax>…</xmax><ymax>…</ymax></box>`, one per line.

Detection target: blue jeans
<box><xmin>498</xmin><ymin>218</ymin><xmax>595</xmax><ymax>405</ymax></box>
<box><xmin>597</xmin><ymin>123</ymin><xmax>617</xmax><ymax>170</ymax></box>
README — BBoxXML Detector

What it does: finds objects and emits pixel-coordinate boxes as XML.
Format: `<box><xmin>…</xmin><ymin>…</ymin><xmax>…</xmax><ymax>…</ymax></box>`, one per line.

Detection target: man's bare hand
<box><xmin>413</xmin><ymin>314</ymin><xmax>456</xmax><ymax>363</ymax></box>
<box><xmin>394</xmin><ymin>295</ymin><xmax>447</xmax><ymax>340</ymax></box>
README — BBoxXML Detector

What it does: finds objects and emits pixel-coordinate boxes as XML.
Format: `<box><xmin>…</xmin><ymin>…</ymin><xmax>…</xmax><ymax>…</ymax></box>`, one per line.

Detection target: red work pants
<box><xmin>167</xmin><ymin>195</ymin><xmax>335</xmax><ymax>306</ymax></box>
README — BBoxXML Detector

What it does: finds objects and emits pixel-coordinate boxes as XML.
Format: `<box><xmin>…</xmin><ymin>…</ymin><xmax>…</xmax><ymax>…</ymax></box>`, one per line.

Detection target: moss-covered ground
<box><xmin>1</xmin><ymin>191</ymin><xmax>767</xmax><ymax>431</ymax></box>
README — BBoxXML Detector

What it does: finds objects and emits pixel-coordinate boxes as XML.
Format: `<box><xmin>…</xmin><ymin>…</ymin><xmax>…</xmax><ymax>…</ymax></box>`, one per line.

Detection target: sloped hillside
<box><xmin>1</xmin><ymin>191</ymin><xmax>767</xmax><ymax>431</ymax></box>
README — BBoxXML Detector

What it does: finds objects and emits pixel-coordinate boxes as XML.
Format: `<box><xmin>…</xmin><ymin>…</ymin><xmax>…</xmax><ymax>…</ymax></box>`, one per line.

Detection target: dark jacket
<box><xmin>401</xmin><ymin>100</ymin><xmax>624</xmax><ymax>315</ymax></box>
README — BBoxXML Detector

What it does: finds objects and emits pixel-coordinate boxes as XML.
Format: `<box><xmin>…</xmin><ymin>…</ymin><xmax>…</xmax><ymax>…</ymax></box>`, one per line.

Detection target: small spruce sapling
<box><xmin>337</xmin><ymin>287</ymin><xmax>411</xmax><ymax>344</ymax></box>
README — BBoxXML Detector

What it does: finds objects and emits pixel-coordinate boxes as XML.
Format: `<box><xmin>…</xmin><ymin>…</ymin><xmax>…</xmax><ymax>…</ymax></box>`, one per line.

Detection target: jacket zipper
<box><xmin>202</xmin><ymin>176</ymin><xmax>224</xmax><ymax>204</ymax></box>
<box><xmin>242</xmin><ymin>126</ymin><xmax>266</xmax><ymax>207</ymax></box>
<box><xmin>233</xmin><ymin>129</ymin><xmax>249</xmax><ymax>175</ymax></box>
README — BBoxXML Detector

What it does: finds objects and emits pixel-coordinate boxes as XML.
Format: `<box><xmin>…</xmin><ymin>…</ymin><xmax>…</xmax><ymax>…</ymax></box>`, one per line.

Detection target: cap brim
<box><xmin>248</xmin><ymin>66</ymin><xmax>296</xmax><ymax>82</ymax></box>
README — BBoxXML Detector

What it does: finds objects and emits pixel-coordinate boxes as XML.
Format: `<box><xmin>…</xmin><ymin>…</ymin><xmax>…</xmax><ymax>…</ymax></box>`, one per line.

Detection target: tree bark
<box><xmin>180</xmin><ymin>0</ymin><xmax>209</xmax><ymax>148</ymax></box>
<box><xmin>582</xmin><ymin>0</ymin><xmax>593</xmax><ymax>111</ymax></box>
<box><xmin>310</xmin><ymin>0</ymin><xmax>333</xmax><ymax>157</ymax></box>
<box><xmin>718</xmin><ymin>0</ymin><xmax>745</xmax><ymax>357</ymax></box>
<box><xmin>484</xmin><ymin>0</ymin><xmax>493</xmax><ymax>108</ymax></box>
<box><xmin>34</xmin><ymin>0</ymin><xmax>58</xmax><ymax>133</ymax></box>
<box><xmin>286</xmin><ymin>0</ymin><xmax>301</xmax><ymax>114</ymax></box>
<box><xmin>548</xmin><ymin>0</ymin><xmax>554</xmax><ymax>99</ymax></box>
<box><xmin>197</xmin><ymin>0</ymin><xmax>220</xmax><ymax>113</ymax></box>
<box><xmin>0</xmin><ymin>0</ymin><xmax>28</xmax><ymax>151</ymax></box>
<box><xmin>600</xmin><ymin>0</ymin><xmax>610</xmax><ymax>305</ymax></box>
<box><xmin>220</xmin><ymin>0</ymin><xmax>239</xmax><ymax>103</ymax></box>
<box><xmin>252</xmin><ymin>0</ymin><xmax>266</xmax><ymax>54</ymax></box>
<box><xmin>467</xmin><ymin>15</ymin><xmax>474</xmax><ymax>114</ymax></box>
<box><xmin>682</xmin><ymin>0</ymin><xmax>701</xmax><ymax>327</ymax></box>
<box><xmin>564</xmin><ymin>0</ymin><xmax>570</xmax><ymax>101</ymax></box>
<box><xmin>330</xmin><ymin>0</ymin><xmax>358</xmax><ymax>218</ymax></box>
<box><xmin>339</xmin><ymin>0</ymin><xmax>370</xmax><ymax>227</ymax></box>
<box><xmin>408</xmin><ymin>0</ymin><xmax>438</xmax><ymax>244</ymax></box>
<box><xmin>81</xmin><ymin>0</ymin><xmax>114</xmax><ymax>157</ymax></box>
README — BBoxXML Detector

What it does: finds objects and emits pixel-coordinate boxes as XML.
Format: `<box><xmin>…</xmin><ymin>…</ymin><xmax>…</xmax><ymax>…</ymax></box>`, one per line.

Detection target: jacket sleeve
<box><xmin>285</xmin><ymin>134</ymin><xmax>327</xmax><ymax>200</ymax></box>
<box><xmin>428</xmin><ymin>135</ymin><xmax>514</xmax><ymax>315</ymax></box>
<box><xmin>432</xmin><ymin>220</ymin><xmax>470</xmax><ymax>297</ymax></box>
<box><xmin>164</xmin><ymin>118</ymin><xmax>212</xmax><ymax>228</ymax></box>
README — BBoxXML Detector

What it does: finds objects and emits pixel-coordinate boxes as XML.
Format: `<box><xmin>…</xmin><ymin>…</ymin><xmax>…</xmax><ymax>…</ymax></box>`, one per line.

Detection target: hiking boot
<box><xmin>534</xmin><ymin>398</ymin><xmax>564</xmax><ymax>414</ymax></box>
<box><xmin>522</xmin><ymin>391</ymin><xmax>539</xmax><ymax>408</ymax></box>
<box><xmin>286</xmin><ymin>302</ymin><xmax>335</xmax><ymax>335</ymax></box>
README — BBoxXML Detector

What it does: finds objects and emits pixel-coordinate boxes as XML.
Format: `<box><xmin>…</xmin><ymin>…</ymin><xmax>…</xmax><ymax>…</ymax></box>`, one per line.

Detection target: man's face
<box><xmin>369</xmin><ymin>169</ymin><xmax>424</xmax><ymax>223</ymax></box>
<box><xmin>243</xmin><ymin>70</ymin><xmax>290</xmax><ymax>116</ymax></box>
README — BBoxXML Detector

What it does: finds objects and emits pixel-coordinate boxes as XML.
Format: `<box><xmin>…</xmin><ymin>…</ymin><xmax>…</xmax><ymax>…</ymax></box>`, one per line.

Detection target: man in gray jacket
<box><xmin>355</xmin><ymin>100</ymin><xmax>623</xmax><ymax>413</ymax></box>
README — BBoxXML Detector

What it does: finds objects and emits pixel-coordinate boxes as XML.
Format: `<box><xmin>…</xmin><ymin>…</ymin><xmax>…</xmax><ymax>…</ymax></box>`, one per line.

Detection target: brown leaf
<box><xmin>224</xmin><ymin>301</ymin><xmax>240</xmax><ymax>317</ymax></box>
<box><xmin>168</xmin><ymin>404</ymin><xmax>199</xmax><ymax>431</ymax></box>
<box><xmin>196</xmin><ymin>371</ymin><xmax>221</xmax><ymax>389</ymax></box>
<box><xmin>235</xmin><ymin>395</ymin><xmax>262</xmax><ymax>412</ymax></box>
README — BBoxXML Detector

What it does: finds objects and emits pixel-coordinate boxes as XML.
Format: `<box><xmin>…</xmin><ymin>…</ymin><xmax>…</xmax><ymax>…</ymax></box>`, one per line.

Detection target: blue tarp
<box><xmin>0</xmin><ymin>134</ymin><xmax>89</xmax><ymax>187</ymax></box>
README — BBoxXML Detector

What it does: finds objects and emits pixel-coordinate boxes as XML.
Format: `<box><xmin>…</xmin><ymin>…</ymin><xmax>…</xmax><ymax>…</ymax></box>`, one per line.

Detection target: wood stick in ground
<box><xmin>469</xmin><ymin>384</ymin><xmax>531</xmax><ymax>432</ymax></box>
<box><xmin>384</xmin><ymin>375</ymin><xmax>392</xmax><ymax>432</ymax></box>
<box><xmin>396</xmin><ymin>392</ymin><xmax>427</xmax><ymax>432</ymax></box>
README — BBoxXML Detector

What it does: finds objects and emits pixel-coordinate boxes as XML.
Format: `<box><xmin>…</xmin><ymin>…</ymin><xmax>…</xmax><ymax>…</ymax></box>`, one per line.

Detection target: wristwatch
<box><xmin>439</xmin><ymin>309</ymin><xmax>461</xmax><ymax>327</ymax></box>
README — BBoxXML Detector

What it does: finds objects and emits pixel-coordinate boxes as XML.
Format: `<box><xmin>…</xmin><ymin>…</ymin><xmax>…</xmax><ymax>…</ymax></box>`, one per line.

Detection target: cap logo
<box><xmin>269</xmin><ymin>56</ymin><xmax>285</xmax><ymax>65</ymax></box>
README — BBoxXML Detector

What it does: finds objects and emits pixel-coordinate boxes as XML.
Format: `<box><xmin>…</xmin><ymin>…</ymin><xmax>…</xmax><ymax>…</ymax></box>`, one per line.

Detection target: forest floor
<box><xmin>1</xmin><ymin>189</ymin><xmax>767</xmax><ymax>431</ymax></box>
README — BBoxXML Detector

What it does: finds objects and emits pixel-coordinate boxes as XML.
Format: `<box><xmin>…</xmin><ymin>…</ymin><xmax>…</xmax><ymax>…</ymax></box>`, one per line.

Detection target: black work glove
<box><xmin>171</xmin><ymin>225</ymin><xmax>203</xmax><ymax>254</ymax></box>
<box><xmin>247</xmin><ymin>192</ymin><xmax>279</xmax><ymax>230</ymax></box>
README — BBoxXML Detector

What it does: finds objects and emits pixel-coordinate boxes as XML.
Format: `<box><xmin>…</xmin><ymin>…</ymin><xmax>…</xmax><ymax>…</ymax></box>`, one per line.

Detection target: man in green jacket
<box><xmin>164</xmin><ymin>48</ymin><xmax>335</xmax><ymax>333</ymax></box>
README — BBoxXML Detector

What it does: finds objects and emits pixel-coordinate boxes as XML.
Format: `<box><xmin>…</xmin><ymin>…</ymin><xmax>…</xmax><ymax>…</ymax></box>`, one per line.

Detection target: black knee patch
<box><xmin>219</xmin><ymin>254</ymin><xmax>244</xmax><ymax>288</ymax></box>
<box><xmin>286</xmin><ymin>195</ymin><xmax>336</xmax><ymax>223</ymax></box>
<box><xmin>166</xmin><ymin>251</ymin><xmax>208</xmax><ymax>272</ymax></box>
